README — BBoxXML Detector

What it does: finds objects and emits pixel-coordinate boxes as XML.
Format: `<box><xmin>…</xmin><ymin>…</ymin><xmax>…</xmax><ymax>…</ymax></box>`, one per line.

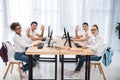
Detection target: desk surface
<box><xmin>26</xmin><ymin>46</ymin><xmax>60</xmax><ymax>55</ymax></box>
<box><xmin>25</xmin><ymin>37</ymin><xmax>94</xmax><ymax>55</ymax></box>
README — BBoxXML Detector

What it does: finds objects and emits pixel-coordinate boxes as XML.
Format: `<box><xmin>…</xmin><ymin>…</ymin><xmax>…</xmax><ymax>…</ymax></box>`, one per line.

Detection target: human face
<box><xmin>91</xmin><ymin>26</ymin><xmax>98</xmax><ymax>36</ymax></box>
<box><xmin>82</xmin><ymin>24</ymin><xmax>88</xmax><ymax>32</ymax></box>
<box><xmin>15</xmin><ymin>26</ymin><xmax>21</xmax><ymax>35</ymax></box>
<box><xmin>31</xmin><ymin>23</ymin><xmax>37</xmax><ymax>32</ymax></box>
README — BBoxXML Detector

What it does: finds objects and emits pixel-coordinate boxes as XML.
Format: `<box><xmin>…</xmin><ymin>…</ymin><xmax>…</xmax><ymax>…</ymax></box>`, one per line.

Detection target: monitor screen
<box><xmin>48</xmin><ymin>26</ymin><xmax>50</xmax><ymax>38</ymax></box>
<box><xmin>50</xmin><ymin>30</ymin><xmax>53</xmax><ymax>39</ymax></box>
<box><xmin>64</xmin><ymin>27</ymin><xmax>67</xmax><ymax>38</ymax></box>
<box><xmin>62</xmin><ymin>27</ymin><xmax>67</xmax><ymax>39</ymax></box>
<box><xmin>67</xmin><ymin>32</ymin><xmax>72</xmax><ymax>48</ymax></box>
<box><xmin>48</xmin><ymin>30</ymin><xmax>53</xmax><ymax>47</ymax></box>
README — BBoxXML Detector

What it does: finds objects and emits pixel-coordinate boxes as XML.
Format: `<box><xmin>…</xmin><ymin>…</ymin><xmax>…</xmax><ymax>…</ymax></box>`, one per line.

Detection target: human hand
<box><xmin>79</xmin><ymin>35</ymin><xmax>83</xmax><ymax>38</ymax></box>
<box><xmin>82</xmin><ymin>45</ymin><xmax>87</xmax><ymax>49</ymax></box>
<box><xmin>40</xmin><ymin>25</ymin><xmax>45</xmax><ymax>31</ymax></box>
<box><xmin>75</xmin><ymin>25</ymin><xmax>79</xmax><ymax>32</ymax></box>
<box><xmin>33</xmin><ymin>42</ymin><xmax>41</xmax><ymax>46</ymax></box>
<box><xmin>79</xmin><ymin>43</ymin><xmax>87</xmax><ymax>49</ymax></box>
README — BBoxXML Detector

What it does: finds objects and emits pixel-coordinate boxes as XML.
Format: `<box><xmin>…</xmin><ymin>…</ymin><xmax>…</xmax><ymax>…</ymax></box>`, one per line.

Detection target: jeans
<box><xmin>75</xmin><ymin>55</ymin><xmax>101</xmax><ymax>71</ymax></box>
<box><xmin>25</xmin><ymin>47</ymin><xmax>40</xmax><ymax>61</ymax></box>
<box><xmin>14</xmin><ymin>52</ymin><xmax>36</xmax><ymax>72</ymax></box>
<box><xmin>76</xmin><ymin>55</ymin><xmax>81</xmax><ymax>61</ymax></box>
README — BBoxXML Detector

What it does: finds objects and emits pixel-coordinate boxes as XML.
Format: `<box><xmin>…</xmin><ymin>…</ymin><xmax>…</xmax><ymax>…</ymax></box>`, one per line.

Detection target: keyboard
<box><xmin>74</xmin><ymin>43</ymin><xmax>82</xmax><ymax>48</ymax></box>
<box><xmin>38</xmin><ymin>43</ymin><xmax>44</xmax><ymax>49</ymax></box>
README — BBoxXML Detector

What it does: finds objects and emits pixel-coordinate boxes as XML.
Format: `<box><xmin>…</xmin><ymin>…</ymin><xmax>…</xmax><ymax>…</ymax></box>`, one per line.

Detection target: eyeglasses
<box><xmin>91</xmin><ymin>29</ymin><xmax>97</xmax><ymax>31</ymax></box>
<box><xmin>15</xmin><ymin>27</ymin><xmax>21</xmax><ymax>30</ymax></box>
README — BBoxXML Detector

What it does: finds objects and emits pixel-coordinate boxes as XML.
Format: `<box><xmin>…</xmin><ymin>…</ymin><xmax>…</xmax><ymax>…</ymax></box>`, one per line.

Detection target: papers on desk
<box><xmin>66</xmin><ymin>48</ymin><xmax>83</xmax><ymax>52</ymax></box>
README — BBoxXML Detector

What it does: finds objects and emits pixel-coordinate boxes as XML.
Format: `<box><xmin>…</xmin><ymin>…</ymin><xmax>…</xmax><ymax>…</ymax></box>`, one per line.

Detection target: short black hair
<box><xmin>10</xmin><ymin>22</ymin><xmax>21</xmax><ymax>31</ymax></box>
<box><xmin>31</xmin><ymin>21</ymin><xmax>38</xmax><ymax>26</ymax></box>
<box><xmin>92</xmin><ymin>24</ymin><xmax>99</xmax><ymax>30</ymax></box>
<box><xmin>82</xmin><ymin>22</ymin><xmax>88</xmax><ymax>26</ymax></box>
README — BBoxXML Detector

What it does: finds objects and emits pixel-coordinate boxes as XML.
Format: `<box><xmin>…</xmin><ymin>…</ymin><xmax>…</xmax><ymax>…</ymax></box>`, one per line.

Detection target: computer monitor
<box><xmin>48</xmin><ymin>26</ymin><xmax>50</xmax><ymax>38</ymax></box>
<box><xmin>67</xmin><ymin>32</ymin><xmax>72</xmax><ymax>48</ymax></box>
<box><xmin>48</xmin><ymin>30</ymin><xmax>53</xmax><ymax>47</ymax></box>
<box><xmin>64</xmin><ymin>31</ymin><xmax>72</xmax><ymax>48</ymax></box>
<box><xmin>62</xmin><ymin>27</ymin><xmax>67</xmax><ymax>39</ymax></box>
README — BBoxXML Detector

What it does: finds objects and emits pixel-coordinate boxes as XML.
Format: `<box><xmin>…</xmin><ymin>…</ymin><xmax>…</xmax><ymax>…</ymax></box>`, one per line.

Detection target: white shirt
<box><xmin>13</xmin><ymin>33</ymin><xmax>32</xmax><ymax>52</ymax></box>
<box><xmin>25</xmin><ymin>27</ymin><xmax>38</xmax><ymax>44</ymax></box>
<box><xmin>29</xmin><ymin>27</ymin><xmax>38</xmax><ymax>36</ymax></box>
<box><xmin>79</xmin><ymin>30</ymin><xmax>93</xmax><ymax>43</ymax></box>
<box><xmin>86</xmin><ymin>35</ymin><xmax>104</xmax><ymax>57</ymax></box>
<box><xmin>79</xmin><ymin>30</ymin><xmax>91</xmax><ymax>38</ymax></box>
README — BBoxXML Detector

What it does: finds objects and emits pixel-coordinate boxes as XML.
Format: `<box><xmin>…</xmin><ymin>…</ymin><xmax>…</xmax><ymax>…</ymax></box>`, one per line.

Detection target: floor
<box><xmin>0</xmin><ymin>53</ymin><xmax>120</xmax><ymax>80</ymax></box>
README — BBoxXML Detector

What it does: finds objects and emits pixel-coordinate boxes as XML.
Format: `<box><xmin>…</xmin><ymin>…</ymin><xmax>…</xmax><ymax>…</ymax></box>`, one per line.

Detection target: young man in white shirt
<box><xmin>10</xmin><ymin>22</ymin><xmax>40</xmax><ymax>73</ymax></box>
<box><xmin>75</xmin><ymin>22</ymin><xmax>92</xmax><ymax>42</ymax></box>
<box><xmin>26</xmin><ymin>21</ymin><xmax>45</xmax><ymax>60</ymax></box>
<box><xmin>26</xmin><ymin>21</ymin><xmax>45</xmax><ymax>43</ymax></box>
<box><xmin>71</xmin><ymin>24</ymin><xmax>104</xmax><ymax>74</ymax></box>
<box><xmin>75</xmin><ymin>22</ymin><xmax>92</xmax><ymax>61</ymax></box>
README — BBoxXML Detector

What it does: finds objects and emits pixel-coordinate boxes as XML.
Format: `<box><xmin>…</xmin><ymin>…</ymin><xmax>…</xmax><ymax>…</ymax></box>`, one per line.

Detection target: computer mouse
<box><xmin>38</xmin><ymin>43</ymin><xmax>44</xmax><ymax>49</ymax></box>
<box><xmin>41</xmin><ymin>37</ymin><xmax>46</xmax><ymax>41</ymax></box>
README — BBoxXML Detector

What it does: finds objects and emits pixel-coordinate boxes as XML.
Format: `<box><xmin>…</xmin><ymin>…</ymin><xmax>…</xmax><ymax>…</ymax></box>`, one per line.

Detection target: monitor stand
<box><xmin>62</xmin><ymin>34</ymin><xmax>66</xmax><ymax>39</ymax></box>
<box><xmin>47</xmin><ymin>42</ymin><xmax>53</xmax><ymax>47</ymax></box>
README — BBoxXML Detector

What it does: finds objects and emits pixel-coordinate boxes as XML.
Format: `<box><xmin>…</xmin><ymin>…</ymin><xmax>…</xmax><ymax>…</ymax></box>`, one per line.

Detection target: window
<box><xmin>6</xmin><ymin>0</ymin><xmax>59</xmax><ymax>36</ymax></box>
<box><xmin>1</xmin><ymin>0</ymin><xmax>118</xmax><ymax>50</ymax></box>
<box><xmin>32</xmin><ymin>0</ymin><xmax>59</xmax><ymax>36</ymax></box>
<box><xmin>0</xmin><ymin>0</ymin><xmax>3</xmax><ymax>42</ymax></box>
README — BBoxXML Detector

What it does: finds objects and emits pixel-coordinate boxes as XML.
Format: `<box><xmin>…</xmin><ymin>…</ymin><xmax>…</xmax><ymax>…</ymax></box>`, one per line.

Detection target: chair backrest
<box><xmin>5</xmin><ymin>41</ymin><xmax>15</xmax><ymax>60</ymax></box>
<box><xmin>101</xmin><ymin>44</ymin><xmax>109</xmax><ymax>56</ymax></box>
<box><xmin>100</xmin><ymin>44</ymin><xmax>109</xmax><ymax>62</ymax></box>
<box><xmin>91</xmin><ymin>44</ymin><xmax>108</xmax><ymax>63</ymax></box>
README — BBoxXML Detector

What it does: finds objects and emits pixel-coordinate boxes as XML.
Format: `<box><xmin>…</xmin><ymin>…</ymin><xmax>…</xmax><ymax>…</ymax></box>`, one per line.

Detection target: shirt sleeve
<box><xmin>13</xmin><ymin>34</ymin><xmax>33</xmax><ymax>49</ymax></box>
<box><xmin>87</xmin><ymin>38</ymin><xmax>104</xmax><ymax>51</ymax></box>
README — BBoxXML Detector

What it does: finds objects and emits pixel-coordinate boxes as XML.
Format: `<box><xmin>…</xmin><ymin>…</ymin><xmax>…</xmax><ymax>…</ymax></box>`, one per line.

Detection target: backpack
<box><xmin>0</xmin><ymin>42</ymin><xmax>8</xmax><ymax>65</ymax></box>
<box><xmin>102</xmin><ymin>47</ymin><xmax>114</xmax><ymax>67</ymax></box>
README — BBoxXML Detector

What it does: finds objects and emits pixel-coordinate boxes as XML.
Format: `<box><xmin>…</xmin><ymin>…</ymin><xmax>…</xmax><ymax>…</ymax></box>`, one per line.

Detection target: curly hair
<box><xmin>10</xmin><ymin>22</ymin><xmax>21</xmax><ymax>31</ymax></box>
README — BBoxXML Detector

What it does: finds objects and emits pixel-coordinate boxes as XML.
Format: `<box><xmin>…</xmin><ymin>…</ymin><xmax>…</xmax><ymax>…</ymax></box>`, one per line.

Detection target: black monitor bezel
<box><xmin>62</xmin><ymin>27</ymin><xmax>67</xmax><ymax>39</ymax></box>
<box><xmin>48</xmin><ymin>30</ymin><xmax>53</xmax><ymax>47</ymax></box>
<box><xmin>67</xmin><ymin>32</ymin><xmax>72</xmax><ymax>48</ymax></box>
<box><xmin>48</xmin><ymin>26</ymin><xmax>50</xmax><ymax>38</ymax></box>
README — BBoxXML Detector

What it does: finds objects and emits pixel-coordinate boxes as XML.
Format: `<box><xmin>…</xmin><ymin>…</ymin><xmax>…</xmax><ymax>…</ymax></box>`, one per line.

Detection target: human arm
<box><xmin>75</xmin><ymin>25</ymin><xmax>83</xmax><ymax>39</ymax></box>
<box><xmin>13</xmin><ymin>35</ymin><xmax>41</xmax><ymax>48</ymax></box>
<box><xmin>86</xmin><ymin>38</ymin><xmax>103</xmax><ymax>51</ymax></box>
<box><xmin>36</xmin><ymin>25</ymin><xmax>45</xmax><ymax>38</ymax></box>
<box><xmin>26</xmin><ymin>27</ymin><xmax>41</xmax><ymax>41</ymax></box>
